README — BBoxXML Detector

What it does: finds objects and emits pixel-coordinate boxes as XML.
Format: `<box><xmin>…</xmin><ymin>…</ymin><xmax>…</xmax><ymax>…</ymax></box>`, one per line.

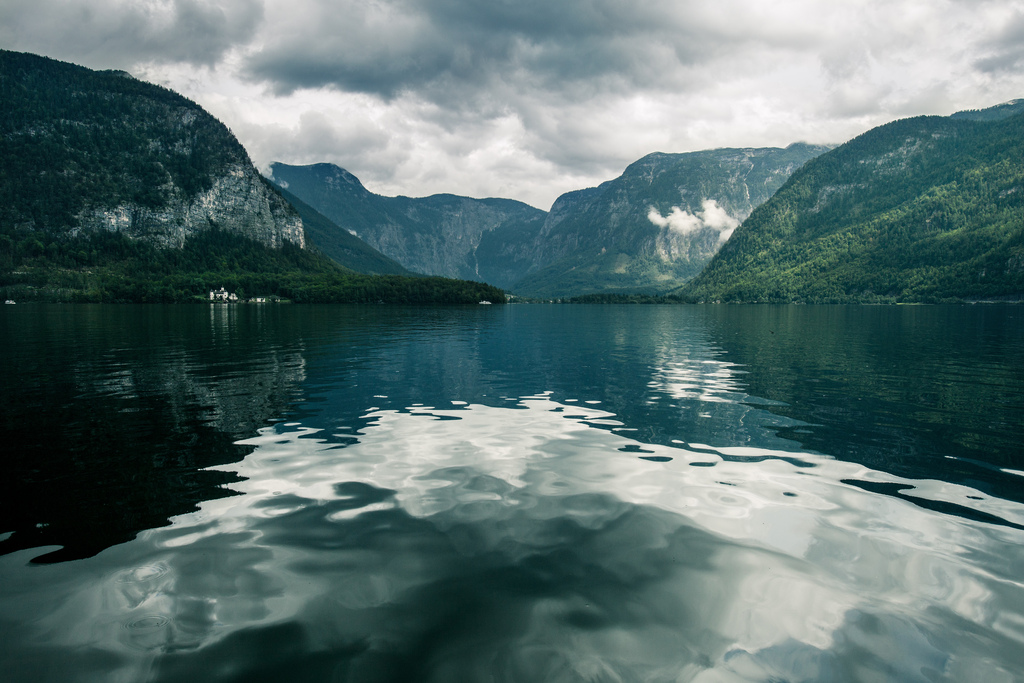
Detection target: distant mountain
<box><xmin>0</xmin><ymin>49</ymin><xmax>303</xmax><ymax>250</ymax></box>
<box><xmin>276</xmin><ymin>187</ymin><xmax>412</xmax><ymax>276</ymax></box>
<box><xmin>271</xmin><ymin>144</ymin><xmax>827</xmax><ymax>296</ymax></box>
<box><xmin>679</xmin><ymin>104</ymin><xmax>1024</xmax><ymax>303</ymax></box>
<box><xmin>268</xmin><ymin>163</ymin><xmax>547</xmax><ymax>287</ymax></box>
<box><xmin>511</xmin><ymin>144</ymin><xmax>830</xmax><ymax>297</ymax></box>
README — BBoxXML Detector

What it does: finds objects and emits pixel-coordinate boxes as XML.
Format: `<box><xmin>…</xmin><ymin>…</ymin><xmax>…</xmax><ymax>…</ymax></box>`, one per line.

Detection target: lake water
<box><xmin>2</xmin><ymin>303</ymin><xmax>1023</xmax><ymax>682</ymax></box>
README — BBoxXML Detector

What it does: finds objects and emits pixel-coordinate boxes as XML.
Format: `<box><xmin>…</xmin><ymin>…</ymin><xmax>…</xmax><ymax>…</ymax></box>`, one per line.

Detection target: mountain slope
<box><xmin>268</xmin><ymin>163</ymin><xmax>547</xmax><ymax>287</ymax></box>
<box><xmin>0</xmin><ymin>49</ymin><xmax>303</xmax><ymax>250</ymax></box>
<box><xmin>271</xmin><ymin>145</ymin><xmax>827</xmax><ymax>296</ymax></box>
<box><xmin>679</xmin><ymin>108</ymin><xmax>1024</xmax><ymax>303</ymax></box>
<box><xmin>510</xmin><ymin>143</ymin><xmax>830</xmax><ymax>297</ymax></box>
<box><xmin>276</xmin><ymin>187</ymin><xmax>412</xmax><ymax>275</ymax></box>
<box><xmin>950</xmin><ymin>99</ymin><xmax>1024</xmax><ymax>122</ymax></box>
<box><xmin>0</xmin><ymin>50</ymin><xmax>505</xmax><ymax>304</ymax></box>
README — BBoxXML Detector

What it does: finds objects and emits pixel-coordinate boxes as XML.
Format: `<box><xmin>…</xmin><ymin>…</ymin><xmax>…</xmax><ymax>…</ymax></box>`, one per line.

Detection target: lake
<box><xmin>2</xmin><ymin>303</ymin><xmax>1023</xmax><ymax>682</ymax></box>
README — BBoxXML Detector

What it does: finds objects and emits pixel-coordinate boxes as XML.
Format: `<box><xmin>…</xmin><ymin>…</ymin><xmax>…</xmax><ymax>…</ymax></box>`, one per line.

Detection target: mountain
<box><xmin>268</xmin><ymin>163</ymin><xmax>547</xmax><ymax>287</ymax></box>
<box><xmin>679</xmin><ymin>104</ymin><xmax>1024</xmax><ymax>303</ymax></box>
<box><xmin>511</xmin><ymin>144</ymin><xmax>831</xmax><ymax>297</ymax></box>
<box><xmin>0</xmin><ymin>50</ymin><xmax>504</xmax><ymax>304</ymax></box>
<box><xmin>950</xmin><ymin>99</ymin><xmax>1024</xmax><ymax>122</ymax></box>
<box><xmin>276</xmin><ymin>187</ymin><xmax>412</xmax><ymax>276</ymax></box>
<box><xmin>270</xmin><ymin>145</ymin><xmax>827</xmax><ymax>296</ymax></box>
<box><xmin>0</xmin><ymin>49</ymin><xmax>303</xmax><ymax>250</ymax></box>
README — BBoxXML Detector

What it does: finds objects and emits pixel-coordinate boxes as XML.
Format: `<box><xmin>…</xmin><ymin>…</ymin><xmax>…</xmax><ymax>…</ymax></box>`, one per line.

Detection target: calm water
<box><xmin>2</xmin><ymin>304</ymin><xmax>1023</xmax><ymax>682</ymax></box>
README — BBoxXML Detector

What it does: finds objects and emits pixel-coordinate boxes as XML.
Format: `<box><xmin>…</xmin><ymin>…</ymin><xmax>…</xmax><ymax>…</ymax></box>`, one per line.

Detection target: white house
<box><xmin>209</xmin><ymin>287</ymin><xmax>238</xmax><ymax>302</ymax></box>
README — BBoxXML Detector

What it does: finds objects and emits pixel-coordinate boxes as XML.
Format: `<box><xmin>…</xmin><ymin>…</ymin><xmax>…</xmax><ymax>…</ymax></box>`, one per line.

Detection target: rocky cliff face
<box><xmin>511</xmin><ymin>144</ymin><xmax>831</xmax><ymax>296</ymax></box>
<box><xmin>379</xmin><ymin>195</ymin><xmax>546</xmax><ymax>282</ymax></box>
<box><xmin>0</xmin><ymin>50</ymin><xmax>305</xmax><ymax>252</ymax></box>
<box><xmin>269</xmin><ymin>163</ymin><xmax>545</xmax><ymax>286</ymax></box>
<box><xmin>271</xmin><ymin>145</ymin><xmax>827</xmax><ymax>296</ymax></box>
<box><xmin>78</xmin><ymin>164</ymin><xmax>304</xmax><ymax>249</ymax></box>
<box><xmin>680</xmin><ymin>105</ymin><xmax>1024</xmax><ymax>303</ymax></box>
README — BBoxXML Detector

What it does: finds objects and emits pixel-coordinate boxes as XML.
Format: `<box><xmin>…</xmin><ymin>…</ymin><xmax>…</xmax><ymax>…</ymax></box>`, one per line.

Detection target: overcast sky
<box><xmin>3</xmin><ymin>0</ymin><xmax>1024</xmax><ymax>209</ymax></box>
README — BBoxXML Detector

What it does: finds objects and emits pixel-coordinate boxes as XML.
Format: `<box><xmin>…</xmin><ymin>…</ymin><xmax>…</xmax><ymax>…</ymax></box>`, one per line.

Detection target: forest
<box><xmin>679</xmin><ymin>112</ymin><xmax>1024</xmax><ymax>303</ymax></box>
<box><xmin>0</xmin><ymin>228</ymin><xmax>505</xmax><ymax>304</ymax></box>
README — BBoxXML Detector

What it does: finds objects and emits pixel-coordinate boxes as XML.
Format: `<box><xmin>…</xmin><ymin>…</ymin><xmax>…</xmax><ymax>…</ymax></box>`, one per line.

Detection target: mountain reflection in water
<box><xmin>1</xmin><ymin>304</ymin><xmax>1023</xmax><ymax>682</ymax></box>
<box><xmin>0</xmin><ymin>305</ymin><xmax>308</xmax><ymax>561</ymax></box>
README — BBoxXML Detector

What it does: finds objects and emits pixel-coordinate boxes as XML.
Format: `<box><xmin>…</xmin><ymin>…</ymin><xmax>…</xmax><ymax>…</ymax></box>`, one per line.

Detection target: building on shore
<box><xmin>209</xmin><ymin>287</ymin><xmax>238</xmax><ymax>302</ymax></box>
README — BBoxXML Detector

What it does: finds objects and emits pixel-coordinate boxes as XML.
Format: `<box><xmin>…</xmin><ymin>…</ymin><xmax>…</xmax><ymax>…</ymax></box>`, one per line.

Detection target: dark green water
<box><xmin>1</xmin><ymin>304</ymin><xmax>1023</xmax><ymax>681</ymax></box>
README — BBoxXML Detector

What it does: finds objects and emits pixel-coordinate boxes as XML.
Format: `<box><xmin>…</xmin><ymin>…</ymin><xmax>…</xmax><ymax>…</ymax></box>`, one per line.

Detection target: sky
<box><xmin>3</xmin><ymin>0</ymin><xmax>1024</xmax><ymax>209</ymax></box>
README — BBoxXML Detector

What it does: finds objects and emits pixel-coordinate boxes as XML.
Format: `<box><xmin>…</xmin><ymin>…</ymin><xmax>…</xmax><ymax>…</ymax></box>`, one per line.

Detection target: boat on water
<box><xmin>4</xmin><ymin>300</ymin><xmax>14</xmax><ymax>305</ymax></box>
<box><xmin>479</xmin><ymin>300</ymin><xmax>492</xmax><ymax>305</ymax></box>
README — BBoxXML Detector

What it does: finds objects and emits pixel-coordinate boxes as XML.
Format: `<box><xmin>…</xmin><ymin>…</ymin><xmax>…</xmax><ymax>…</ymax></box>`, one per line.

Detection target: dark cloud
<box><xmin>6</xmin><ymin>0</ymin><xmax>1022</xmax><ymax>208</ymax></box>
<box><xmin>0</xmin><ymin>0</ymin><xmax>264</xmax><ymax>69</ymax></box>
<box><xmin>238</xmin><ymin>109</ymin><xmax>410</xmax><ymax>181</ymax></box>
<box><xmin>974</xmin><ymin>11</ymin><xmax>1024</xmax><ymax>73</ymax></box>
<box><xmin>240</xmin><ymin>0</ymin><xmax>732</xmax><ymax>100</ymax></box>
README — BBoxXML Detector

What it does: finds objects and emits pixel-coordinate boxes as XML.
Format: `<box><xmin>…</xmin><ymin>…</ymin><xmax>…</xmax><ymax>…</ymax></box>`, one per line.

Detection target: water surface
<box><xmin>2</xmin><ymin>304</ymin><xmax>1023</xmax><ymax>682</ymax></box>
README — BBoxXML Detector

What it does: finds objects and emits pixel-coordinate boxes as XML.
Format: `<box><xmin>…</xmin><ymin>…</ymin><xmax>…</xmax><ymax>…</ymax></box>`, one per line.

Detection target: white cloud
<box><xmin>3</xmin><ymin>0</ymin><xmax>1024</xmax><ymax>208</ymax></box>
<box><xmin>647</xmin><ymin>206</ymin><xmax>703</xmax><ymax>234</ymax></box>
<box><xmin>648</xmin><ymin>200</ymin><xmax>740</xmax><ymax>242</ymax></box>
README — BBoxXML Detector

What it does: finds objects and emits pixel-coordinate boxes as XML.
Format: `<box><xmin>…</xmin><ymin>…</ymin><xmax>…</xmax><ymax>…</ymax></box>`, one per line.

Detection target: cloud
<box><xmin>5</xmin><ymin>0</ymin><xmax>1024</xmax><ymax>208</ymax></box>
<box><xmin>221</xmin><ymin>0</ymin><xmax>1024</xmax><ymax>208</ymax></box>
<box><xmin>648</xmin><ymin>200</ymin><xmax>740</xmax><ymax>242</ymax></box>
<box><xmin>974</xmin><ymin>10</ymin><xmax>1024</xmax><ymax>73</ymax></box>
<box><xmin>239</xmin><ymin>0</ymin><xmax>796</xmax><ymax>101</ymax></box>
<box><xmin>647</xmin><ymin>207</ymin><xmax>702</xmax><ymax>235</ymax></box>
<box><xmin>0</xmin><ymin>0</ymin><xmax>264</xmax><ymax>69</ymax></box>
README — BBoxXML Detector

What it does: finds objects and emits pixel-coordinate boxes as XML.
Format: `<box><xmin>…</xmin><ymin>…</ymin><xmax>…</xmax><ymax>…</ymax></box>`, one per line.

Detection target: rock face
<box><xmin>0</xmin><ymin>50</ymin><xmax>304</xmax><ymax>251</ymax></box>
<box><xmin>270</xmin><ymin>146</ymin><xmax>827</xmax><ymax>296</ymax></box>
<box><xmin>274</xmin><ymin>186</ymin><xmax>410</xmax><ymax>275</ymax></box>
<box><xmin>680</xmin><ymin>104</ymin><xmax>1024</xmax><ymax>303</ymax></box>
<box><xmin>269</xmin><ymin>163</ymin><xmax>545</xmax><ymax>286</ymax></box>
<box><xmin>79</xmin><ymin>164</ymin><xmax>304</xmax><ymax>249</ymax></box>
<box><xmin>511</xmin><ymin>144</ymin><xmax>831</xmax><ymax>297</ymax></box>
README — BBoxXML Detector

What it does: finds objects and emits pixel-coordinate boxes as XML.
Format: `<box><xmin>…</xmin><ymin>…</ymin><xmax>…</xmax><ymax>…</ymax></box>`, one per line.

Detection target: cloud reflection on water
<box><xmin>4</xmin><ymin>395</ymin><xmax>1022</xmax><ymax>682</ymax></box>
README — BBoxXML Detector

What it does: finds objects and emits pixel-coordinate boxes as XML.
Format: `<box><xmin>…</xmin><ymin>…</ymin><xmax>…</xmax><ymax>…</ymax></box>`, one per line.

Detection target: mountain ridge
<box><xmin>275</xmin><ymin>186</ymin><xmax>412</xmax><ymax>276</ymax></box>
<box><xmin>0</xmin><ymin>49</ymin><xmax>304</xmax><ymax>251</ymax></box>
<box><xmin>678</xmin><ymin>108</ymin><xmax>1024</xmax><ymax>303</ymax></box>
<box><xmin>0</xmin><ymin>50</ymin><xmax>505</xmax><ymax>304</ymax></box>
<box><xmin>268</xmin><ymin>162</ymin><xmax>548</xmax><ymax>287</ymax></box>
<box><xmin>270</xmin><ymin>142</ymin><xmax>829</xmax><ymax>296</ymax></box>
<box><xmin>510</xmin><ymin>143</ymin><xmax>831</xmax><ymax>296</ymax></box>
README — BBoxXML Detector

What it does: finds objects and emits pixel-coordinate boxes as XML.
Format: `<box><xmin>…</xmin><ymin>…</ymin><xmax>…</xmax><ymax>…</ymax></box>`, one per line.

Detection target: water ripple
<box><xmin>15</xmin><ymin>396</ymin><xmax>1003</xmax><ymax>681</ymax></box>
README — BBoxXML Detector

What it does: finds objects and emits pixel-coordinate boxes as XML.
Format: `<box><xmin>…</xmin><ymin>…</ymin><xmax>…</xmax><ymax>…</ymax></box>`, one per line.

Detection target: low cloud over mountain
<box><xmin>648</xmin><ymin>200</ymin><xmax>740</xmax><ymax>243</ymax></box>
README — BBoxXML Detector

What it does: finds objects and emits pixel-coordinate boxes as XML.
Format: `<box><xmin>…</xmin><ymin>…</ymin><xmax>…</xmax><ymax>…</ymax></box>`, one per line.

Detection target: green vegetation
<box><xmin>269</xmin><ymin>163</ymin><xmax>547</xmax><ymax>288</ymax></box>
<box><xmin>950</xmin><ymin>99</ymin><xmax>1024</xmax><ymax>122</ymax></box>
<box><xmin>567</xmin><ymin>293</ymin><xmax>683</xmax><ymax>304</ymax></box>
<box><xmin>511</xmin><ymin>249</ymin><xmax>694</xmax><ymax>298</ymax></box>
<box><xmin>511</xmin><ymin>144</ymin><xmax>830</xmax><ymax>298</ymax></box>
<box><xmin>277</xmin><ymin>187</ymin><xmax>412</xmax><ymax>276</ymax></box>
<box><xmin>0</xmin><ymin>50</ymin><xmax>505</xmax><ymax>305</ymax></box>
<box><xmin>680</xmin><ymin>111</ymin><xmax>1024</xmax><ymax>303</ymax></box>
<box><xmin>0</xmin><ymin>228</ymin><xmax>504</xmax><ymax>304</ymax></box>
<box><xmin>269</xmin><ymin>146</ymin><xmax>830</xmax><ymax>299</ymax></box>
<box><xmin>0</xmin><ymin>49</ymin><xmax>247</xmax><ymax>231</ymax></box>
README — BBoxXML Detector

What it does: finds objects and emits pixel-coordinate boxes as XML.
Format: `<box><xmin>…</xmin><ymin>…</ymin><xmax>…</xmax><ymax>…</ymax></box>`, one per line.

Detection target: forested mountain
<box><xmin>679</xmin><ymin>105</ymin><xmax>1024</xmax><ymax>303</ymax></box>
<box><xmin>0</xmin><ymin>49</ymin><xmax>303</xmax><ymax>249</ymax></box>
<box><xmin>0</xmin><ymin>50</ymin><xmax>504</xmax><ymax>304</ymax></box>
<box><xmin>271</xmin><ymin>145</ymin><xmax>827</xmax><ymax>296</ymax></box>
<box><xmin>512</xmin><ymin>144</ymin><xmax>830</xmax><ymax>297</ymax></box>
<box><xmin>950</xmin><ymin>99</ymin><xmax>1024</xmax><ymax>122</ymax></box>
<box><xmin>268</xmin><ymin>163</ymin><xmax>547</xmax><ymax>287</ymax></box>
